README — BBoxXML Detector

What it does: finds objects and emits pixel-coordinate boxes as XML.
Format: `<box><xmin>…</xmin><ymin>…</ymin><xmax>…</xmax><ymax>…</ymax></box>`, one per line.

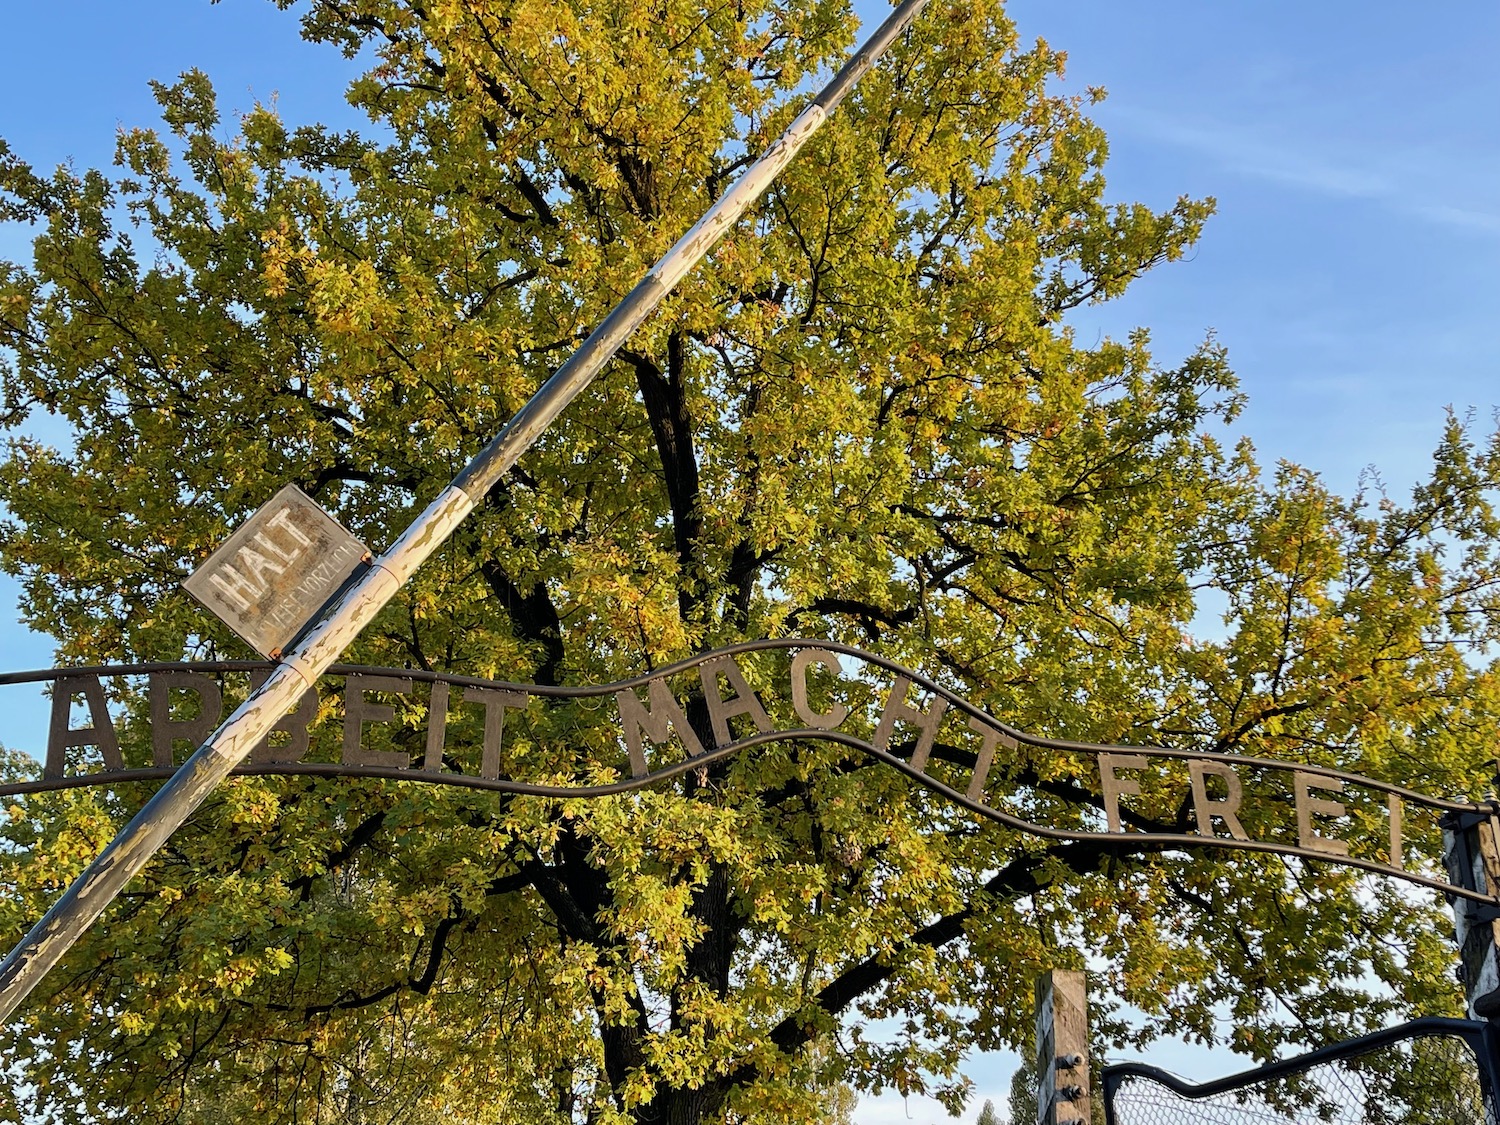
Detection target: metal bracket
<box><xmin>1447</xmin><ymin>810</ymin><xmax>1493</xmax><ymax>832</ymax></box>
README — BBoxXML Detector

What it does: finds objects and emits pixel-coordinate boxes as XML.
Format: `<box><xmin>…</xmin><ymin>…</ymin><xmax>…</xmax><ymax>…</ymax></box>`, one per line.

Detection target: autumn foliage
<box><xmin>2</xmin><ymin>0</ymin><xmax>1500</xmax><ymax>1122</ymax></box>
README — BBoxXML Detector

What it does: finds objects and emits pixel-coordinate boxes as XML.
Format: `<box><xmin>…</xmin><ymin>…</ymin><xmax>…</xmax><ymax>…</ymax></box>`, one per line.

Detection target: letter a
<box><xmin>700</xmin><ymin>656</ymin><xmax>772</xmax><ymax>748</ymax></box>
<box><xmin>46</xmin><ymin>675</ymin><xmax>123</xmax><ymax>778</ymax></box>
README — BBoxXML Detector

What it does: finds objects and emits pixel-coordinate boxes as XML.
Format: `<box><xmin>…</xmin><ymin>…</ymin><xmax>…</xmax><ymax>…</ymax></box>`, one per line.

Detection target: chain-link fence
<box><xmin>1103</xmin><ymin>1018</ymin><xmax>1498</xmax><ymax>1125</ymax></box>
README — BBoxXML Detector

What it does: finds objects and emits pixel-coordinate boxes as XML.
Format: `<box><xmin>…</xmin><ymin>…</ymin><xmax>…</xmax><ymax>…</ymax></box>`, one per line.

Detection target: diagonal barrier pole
<box><xmin>0</xmin><ymin>0</ymin><xmax>932</xmax><ymax>1024</ymax></box>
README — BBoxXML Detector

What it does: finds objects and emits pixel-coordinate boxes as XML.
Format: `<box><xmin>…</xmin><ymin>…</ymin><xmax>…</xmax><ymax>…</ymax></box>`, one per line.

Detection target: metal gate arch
<box><xmin>7</xmin><ymin>638</ymin><xmax>1499</xmax><ymax>906</ymax></box>
<box><xmin>13</xmin><ymin>640</ymin><xmax>1500</xmax><ymax>1119</ymax></box>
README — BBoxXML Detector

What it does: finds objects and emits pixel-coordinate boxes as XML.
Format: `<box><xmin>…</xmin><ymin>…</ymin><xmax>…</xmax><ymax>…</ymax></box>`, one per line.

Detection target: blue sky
<box><xmin>1</xmin><ymin>1</ymin><xmax>1497</xmax><ymax>1121</ymax></box>
<box><xmin>1008</xmin><ymin>0</ymin><xmax>1499</xmax><ymax>495</ymax></box>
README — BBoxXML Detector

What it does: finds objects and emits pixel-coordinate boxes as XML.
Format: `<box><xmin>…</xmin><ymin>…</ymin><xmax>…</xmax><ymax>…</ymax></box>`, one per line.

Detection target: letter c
<box><xmin>790</xmin><ymin>649</ymin><xmax>849</xmax><ymax>730</ymax></box>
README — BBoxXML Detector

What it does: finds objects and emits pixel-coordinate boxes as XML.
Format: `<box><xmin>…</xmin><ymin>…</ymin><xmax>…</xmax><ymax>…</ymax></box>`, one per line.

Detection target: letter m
<box><xmin>616</xmin><ymin>679</ymin><xmax>705</xmax><ymax>777</ymax></box>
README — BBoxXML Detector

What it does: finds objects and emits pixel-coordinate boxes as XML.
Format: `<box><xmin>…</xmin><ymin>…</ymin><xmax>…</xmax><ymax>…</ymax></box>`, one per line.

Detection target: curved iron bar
<box><xmin>4</xmin><ymin>639</ymin><xmax>1488</xmax><ymax>813</ymax></box>
<box><xmin>3</xmin><ymin>640</ymin><xmax>1491</xmax><ymax>899</ymax></box>
<box><xmin>0</xmin><ymin>724</ymin><xmax>1485</xmax><ymax>900</ymax></box>
<box><xmin>0</xmin><ymin>661</ymin><xmax>272</xmax><ymax>685</ymax></box>
<box><xmin>1100</xmin><ymin>1016</ymin><xmax>1496</xmax><ymax>1125</ymax></box>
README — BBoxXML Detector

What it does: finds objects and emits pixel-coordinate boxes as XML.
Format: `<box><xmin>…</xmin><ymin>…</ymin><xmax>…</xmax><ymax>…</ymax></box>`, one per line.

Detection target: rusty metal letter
<box><xmin>616</xmin><ymin>678</ymin><xmax>705</xmax><ymax>777</ymax></box>
<box><xmin>1189</xmin><ymin>759</ymin><xmax>1249</xmax><ymax>841</ymax></box>
<box><xmin>423</xmin><ymin>681</ymin><xmax>451</xmax><ymax>772</ymax></box>
<box><xmin>1389</xmin><ymin>791</ymin><xmax>1404</xmax><ymax>869</ymax></box>
<box><xmin>343</xmin><ymin>674</ymin><xmax>412</xmax><ymax>769</ymax></box>
<box><xmin>149</xmin><ymin>672</ymin><xmax>224</xmax><ymax>768</ymax></box>
<box><xmin>700</xmin><ymin>655</ymin><xmax>772</xmax><ymax>748</ymax></box>
<box><xmin>45</xmin><ymin>675</ymin><xmax>123</xmax><ymax>779</ymax></box>
<box><xmin>1295</xmin><ymin>772</ymin><xmax>1350</xmax><ymax>857</ymax></box>
<box><xmin>1100</xmin><ymin>753</ymin><xmax>1148</xmax><ymax>833</ymax></box>
<box><xmin>873</xmin><ymin>675</ymin><xmax>948</xmax><ymax>773</ymax></box>
<box><xmin>966</xmin><ymin>717</ymin><xmax>1016</xmax><ymax>801</ymax></box>
<box><xmin>790</xmin><ymin>648</ymin><xmax>849</xmax><ymax>731</ymax></box>
<box><xmin>467</xmin><ymin>687</ymin><xmax>526</xmax><ymax>780</ymax></box>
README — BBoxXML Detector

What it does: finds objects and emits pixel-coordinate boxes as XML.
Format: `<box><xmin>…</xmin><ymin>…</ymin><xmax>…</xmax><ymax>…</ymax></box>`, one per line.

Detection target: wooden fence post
<box><xmin>1035</xmin><ymin>969</ymin><xmax>1091</xmax><ymax>1125</ymax></box>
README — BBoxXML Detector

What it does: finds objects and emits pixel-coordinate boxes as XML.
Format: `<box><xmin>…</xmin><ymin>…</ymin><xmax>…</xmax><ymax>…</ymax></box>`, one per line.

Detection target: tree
<box><xmin>2</xmin><ymin>0</ymin><xmax>1499</xmax><ymax>1122</ymax></box>
<box><xmin>1006</xmin><ymin>1060</ymin><xmax>1036</xmax><ymax>1125</ymax></box>
<box><xmin>978</xmin><ymin>1096</ymin><xmax>1002</xmax><ymax>1125</ymax></box>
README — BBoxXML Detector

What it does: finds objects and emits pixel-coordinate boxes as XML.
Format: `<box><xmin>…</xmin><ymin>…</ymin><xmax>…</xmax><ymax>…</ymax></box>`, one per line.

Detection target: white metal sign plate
<box><xmin>183</xmin><ymin>485</ymin><xmax>368</xmax><ymax>657</ymax></box>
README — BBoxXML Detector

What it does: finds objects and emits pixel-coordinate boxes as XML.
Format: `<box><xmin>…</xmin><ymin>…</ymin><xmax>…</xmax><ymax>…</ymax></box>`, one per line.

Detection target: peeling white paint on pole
<box><xmin>285</xmin><ymin>564</ymin><xmax>403</xmax><ymax>682</ymax></box>
<box><xmin>652</xmin><ymin>104</ymin><xmax>826</xmax><ymax>293</ymax></box>
<box><xmin>0</xmin><ymin>0</ymin><xmax>934</xmax><ymax>1024</ymax></box>
<box><xmin>378</xmin><ymin>486</ymin><xmax>477</xmax><ymax>585</ymax></box>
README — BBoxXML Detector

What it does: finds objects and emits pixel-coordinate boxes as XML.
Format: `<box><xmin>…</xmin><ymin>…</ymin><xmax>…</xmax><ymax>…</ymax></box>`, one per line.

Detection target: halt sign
<box><xmin>182</xmin><ymin>485</ymin><xmax>369</xmax><ymax>658</ymax></box>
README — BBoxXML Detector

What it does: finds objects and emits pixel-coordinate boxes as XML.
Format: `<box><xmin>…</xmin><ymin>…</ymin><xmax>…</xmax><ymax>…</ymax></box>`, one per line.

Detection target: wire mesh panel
<box><xmin>1103</xmin><ymin>1019</ymin><xmax>1496</xmax><ymax>1125</ymax></box>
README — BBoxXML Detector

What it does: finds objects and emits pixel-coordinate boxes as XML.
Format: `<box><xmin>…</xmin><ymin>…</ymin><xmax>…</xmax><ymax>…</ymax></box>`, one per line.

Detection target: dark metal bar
<box><xmin>4</xmin><ymin>719</ymin><xmax>1493</xmax><ymax>904</ymax></box>
<box><xmin>5</xmin><ymin>640</ymin><xmax>1489</xmax><ymax>813</ymax></box>
<box><xmin>0</xmin><ymin>661</ymin><xmax>272</xmax><ymax>685</ymax></box>
<box><xmin>1102</xmin><ymin>1017</ymin><xmax>1489</xmax><ymax>1119</ymax></box>
<box><xmin>1480</xmin><ymin>1022</ymin><xmax>1500</xmax><ymax>1123</ymax></box>
<box><xmin>0</xmin><ymin>0</ymin><xmax>933</xmax><ymax>1025</ymax></box>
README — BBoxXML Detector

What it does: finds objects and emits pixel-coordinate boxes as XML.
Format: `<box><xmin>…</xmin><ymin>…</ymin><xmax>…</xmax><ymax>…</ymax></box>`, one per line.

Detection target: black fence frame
<box><xmin>1102</xmin><ymin>1016</ymin><xmax>1500</xmax><ymax>1125</ymax></box>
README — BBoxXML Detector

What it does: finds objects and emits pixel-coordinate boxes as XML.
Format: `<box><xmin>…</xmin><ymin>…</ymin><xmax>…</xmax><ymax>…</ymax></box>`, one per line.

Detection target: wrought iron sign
<box><xmin>3</xmin><ymin>639</ymin><xmax>1494</xmax><ymax>905</ymax></box>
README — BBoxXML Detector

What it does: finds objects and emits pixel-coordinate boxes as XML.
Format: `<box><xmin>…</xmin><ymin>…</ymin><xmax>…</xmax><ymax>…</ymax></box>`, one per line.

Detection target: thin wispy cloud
<box><xmin>1411</xmin><ymin>203</ymin><xmax>1500</xmax><ymax>237</ymax></box>
<box><xmin>1111</xmin><ymin>104</ymin><xmax>1500</xmax><ymax>237</ymax></box>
